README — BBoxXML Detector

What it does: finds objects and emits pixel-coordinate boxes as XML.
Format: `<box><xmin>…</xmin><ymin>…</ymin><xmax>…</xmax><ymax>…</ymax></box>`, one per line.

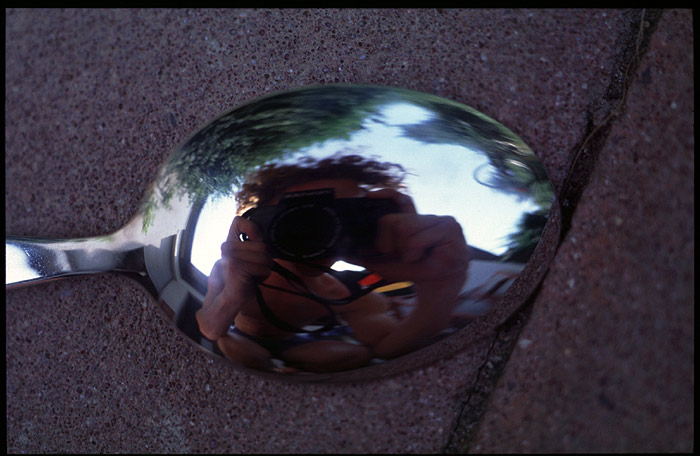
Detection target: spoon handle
<box><xmin>5</xmin><ymin>236</ymin><xmax>146</xmax><ymax>289</ymax></box>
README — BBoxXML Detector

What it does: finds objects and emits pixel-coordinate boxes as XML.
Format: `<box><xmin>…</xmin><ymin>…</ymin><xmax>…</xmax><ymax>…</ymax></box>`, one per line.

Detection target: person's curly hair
<box><xmin>236</xmin><ymin>154</ymin><xmax>407</xmax><ymax>214</ymax></box>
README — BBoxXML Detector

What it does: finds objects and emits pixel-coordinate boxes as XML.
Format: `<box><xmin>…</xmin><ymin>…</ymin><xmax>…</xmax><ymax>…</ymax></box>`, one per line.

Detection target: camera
<box><xmin>242</xmin><ymin>188</ymin><xmax>400</xmax><ymax>261</ymax></box>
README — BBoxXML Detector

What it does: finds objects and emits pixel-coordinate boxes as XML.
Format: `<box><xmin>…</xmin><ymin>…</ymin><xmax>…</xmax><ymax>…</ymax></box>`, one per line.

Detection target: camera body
<box><xmin>242</xmin><ymin>188</ymin><xmax>400</xmax><ymax>261</ymax></box>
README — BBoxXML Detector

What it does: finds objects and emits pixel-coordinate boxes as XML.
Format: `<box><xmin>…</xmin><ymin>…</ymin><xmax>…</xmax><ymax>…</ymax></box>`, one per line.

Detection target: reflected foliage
<box><xmin>399</xmin><ymin>97</ymin><xmax>553</xmax><ymax>204</ymax></box>
<box><xmin>142</xmin><ymin>87</ymin><xmax>392</xmax><ymax>231</ymax></box>
<box><xmin>500</xmin><ymin>209</ymin><xmax>549</xmax><ymax>263</ymax></box>
<box><xmin>140</xmin><ymin>84</ymin><xmax>554</xmax><ymax>261</ymax></box>
<box><xmin>396</xmin><ymin>95</ymin><xmax>554</xmax><ymax>261</ymax></box>
<box><xmin>169</xmin><ymin>88</ymin><xmax>390</xmax><ymax>199</ymax></box>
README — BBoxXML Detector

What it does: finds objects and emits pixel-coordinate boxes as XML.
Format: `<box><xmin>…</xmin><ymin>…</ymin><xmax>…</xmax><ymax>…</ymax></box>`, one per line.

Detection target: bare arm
<box><xmin>196</xmin><ymin>216</ymin><xmax>273</xmax><ymax>341</ymax></box>
<box><xmin>344</xmin><ymin>189</ymin><xmax>470</xmax><ymax>359</ymax></box>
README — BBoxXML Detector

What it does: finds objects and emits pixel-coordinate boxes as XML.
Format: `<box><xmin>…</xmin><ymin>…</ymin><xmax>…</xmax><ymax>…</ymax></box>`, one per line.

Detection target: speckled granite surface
<box><xmin>470</xmin><ymin>9</ymin><xmax>694</xmax><ymax>452</ymax></box>
<box><xmin>6</xmin><ymin>9</ymin><xmax>693</xmax><ymax>453</ymax></box>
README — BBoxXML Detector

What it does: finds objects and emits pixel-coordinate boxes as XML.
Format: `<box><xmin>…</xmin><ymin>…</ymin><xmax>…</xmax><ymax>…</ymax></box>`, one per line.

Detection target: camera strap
<box><xmin>254</xmin><ymin>260</ymin><xmax>390</xmax><ymax>334</ymax></box>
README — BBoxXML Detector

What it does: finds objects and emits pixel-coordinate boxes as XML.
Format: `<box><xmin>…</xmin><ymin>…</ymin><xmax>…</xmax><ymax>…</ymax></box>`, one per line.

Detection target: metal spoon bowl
<box><xmin>6</xmin><ymin>85</ymin><xmax>560</xmax><ymax>381</ymax></box>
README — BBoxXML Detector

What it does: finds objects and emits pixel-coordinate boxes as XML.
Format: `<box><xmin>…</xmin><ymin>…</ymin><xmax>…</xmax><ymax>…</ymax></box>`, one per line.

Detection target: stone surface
<box><xmin>6</xmin><ymin>8</ymin><xmax>692</xmax><ymax>453</ymax></box>
<box><xmin>470</xmin><ymin>9</ymin><xmax>694</xmax><ymax>453</ymax></box>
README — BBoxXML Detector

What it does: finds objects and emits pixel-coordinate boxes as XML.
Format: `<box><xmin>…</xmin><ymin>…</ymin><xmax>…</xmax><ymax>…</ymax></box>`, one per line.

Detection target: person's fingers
<box><xmin>352</xmin><ymin>214</ymin><xmax>469</xmax><ymax>282</ymax></box>
<box><xmin>221</xmin><ymin>217</ymin><xmax>273</xmax><ymax>282</ymax></box>
<box><xmin>207</xmin><ymin>259</ymin><xmax>226</xmax><ymax>292</ymax></box>
<box><xmin>366</xmin><ymin>188</ymin><xmax>417</xmax><ymax>214</ymax></box>
<box><xmin>220</xmin><ymin>238</ymin><xmax>269</xmax><ymax>259</ymax></box>
<box><xmin>198</xmin><ymin>217</ymin><xmax>271</xmax><ymax>341</ymax></box>
<box><xmin>202</xmin><ymin>260</ymin><xmax>226</xmax><ymax>311</ymax></box>
<box><xmin>220</xmin><ymin>246</ymin><xmax>273</xmax><ymax>282</ymax></box>
<box><xmin>400</xmin><ymin>216</ymin><xmax>468</xmax><ymax>261</ymax></box>
<box><xmin>228</xmin><ymin>215</ymin><xmax>265</xmax><ymax>242</ymax></box>
<box><xmin>374</xmin><ymin>214</ymin><xmax>443</xmax><ymax>258</ymax></box>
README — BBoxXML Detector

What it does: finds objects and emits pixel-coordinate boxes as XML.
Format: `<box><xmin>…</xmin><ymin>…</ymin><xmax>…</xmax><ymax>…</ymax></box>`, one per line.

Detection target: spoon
<box><xmin>6</xmin><ymin>85</ymin><xmax>560</xmax><ymax>381</ymax></box>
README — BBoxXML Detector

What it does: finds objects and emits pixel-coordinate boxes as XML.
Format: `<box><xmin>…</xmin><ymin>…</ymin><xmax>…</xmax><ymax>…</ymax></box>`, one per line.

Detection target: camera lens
<box><xmin>270</xmin><ymin>205</ymin><xmax>341</xmax><ymax>259</ymax></box>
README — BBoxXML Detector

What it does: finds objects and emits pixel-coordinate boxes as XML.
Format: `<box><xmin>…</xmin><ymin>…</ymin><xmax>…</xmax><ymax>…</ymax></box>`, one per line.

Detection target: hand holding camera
<box><xmin>242</xmin><ymin>186</ymin><xmax>469</xmax><ymax>285</ymax></box>
<box><xmin>242</xmin><ymin>187</ymin><xmax>402</xmax><ymax>262</ymax></box>
<box><xmin>196</xmin><ymin>216</ymin><xmax>273</xmax><ymax>341</ymax></box>
<box><xmin>346</xmin><ymin>188</ymin><xmax>470</xmax><ymax>285</ymax></box>
<box><xmin>197</xmin><ymin>186</ymin><xmax>469</xmax><ymax>341</ymax></box>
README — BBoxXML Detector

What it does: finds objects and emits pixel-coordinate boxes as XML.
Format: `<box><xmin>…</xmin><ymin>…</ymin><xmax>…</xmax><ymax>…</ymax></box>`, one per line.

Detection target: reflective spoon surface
<box><xmin>6</xmin><ymin>85</ymin><xmax>559</xmax><ymax>381</ymax></box>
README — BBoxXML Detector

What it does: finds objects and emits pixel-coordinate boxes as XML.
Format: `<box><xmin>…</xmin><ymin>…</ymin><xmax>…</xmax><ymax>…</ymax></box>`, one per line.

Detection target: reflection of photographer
<box><xmin>195</xmin><ymin>155</ymin><xmax>470</xmax><ymax>372</ymax></box>
<box><xmin>243</xmin><ymin>187</ymin><xmax>401</xmax><ymax>261</ymax></box>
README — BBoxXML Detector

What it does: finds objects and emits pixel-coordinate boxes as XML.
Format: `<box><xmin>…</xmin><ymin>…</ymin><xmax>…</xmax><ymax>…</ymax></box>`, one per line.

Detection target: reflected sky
<box><xmin>191</xmin><ymin>101</ymin><xmax>540</xmax><ymax>276</ymax></box>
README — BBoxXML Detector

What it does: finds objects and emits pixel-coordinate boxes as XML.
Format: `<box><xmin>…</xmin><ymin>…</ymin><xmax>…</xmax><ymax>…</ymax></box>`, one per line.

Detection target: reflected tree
<box><xmin>398</xmin><ymin>97</ymin><xmax>555</xmax><ymax>260</ymax></box>
<box><xmin>139</xmin><ymin>85</ymin><xmax>555</xmax><ymax>264</ymax></box>
<box><xmin>140</xmin><ymin>87</ymin><xmax>393</xmax><ymax>232</ymax></box>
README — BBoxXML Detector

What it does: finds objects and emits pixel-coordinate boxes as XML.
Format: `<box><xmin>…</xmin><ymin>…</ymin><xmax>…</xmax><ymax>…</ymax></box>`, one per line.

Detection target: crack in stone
<box><xmin>559</xmin><ymin>8</ymin><xmax>662</xmax><ymax>239</ymax></box>
<box><xmin>443</xmin><ymin>335</ymin><xmax>499</xmax><ymax>453</ymax></box>
<box><xmin>443</xmin><ymin>289</ymin><xmax>537</xmax><ymax>453</ymax></box>
<box><xmin>441</xmin><ymin>8</ymin><xmax>664</xmax><ymax>454</ymax></box>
